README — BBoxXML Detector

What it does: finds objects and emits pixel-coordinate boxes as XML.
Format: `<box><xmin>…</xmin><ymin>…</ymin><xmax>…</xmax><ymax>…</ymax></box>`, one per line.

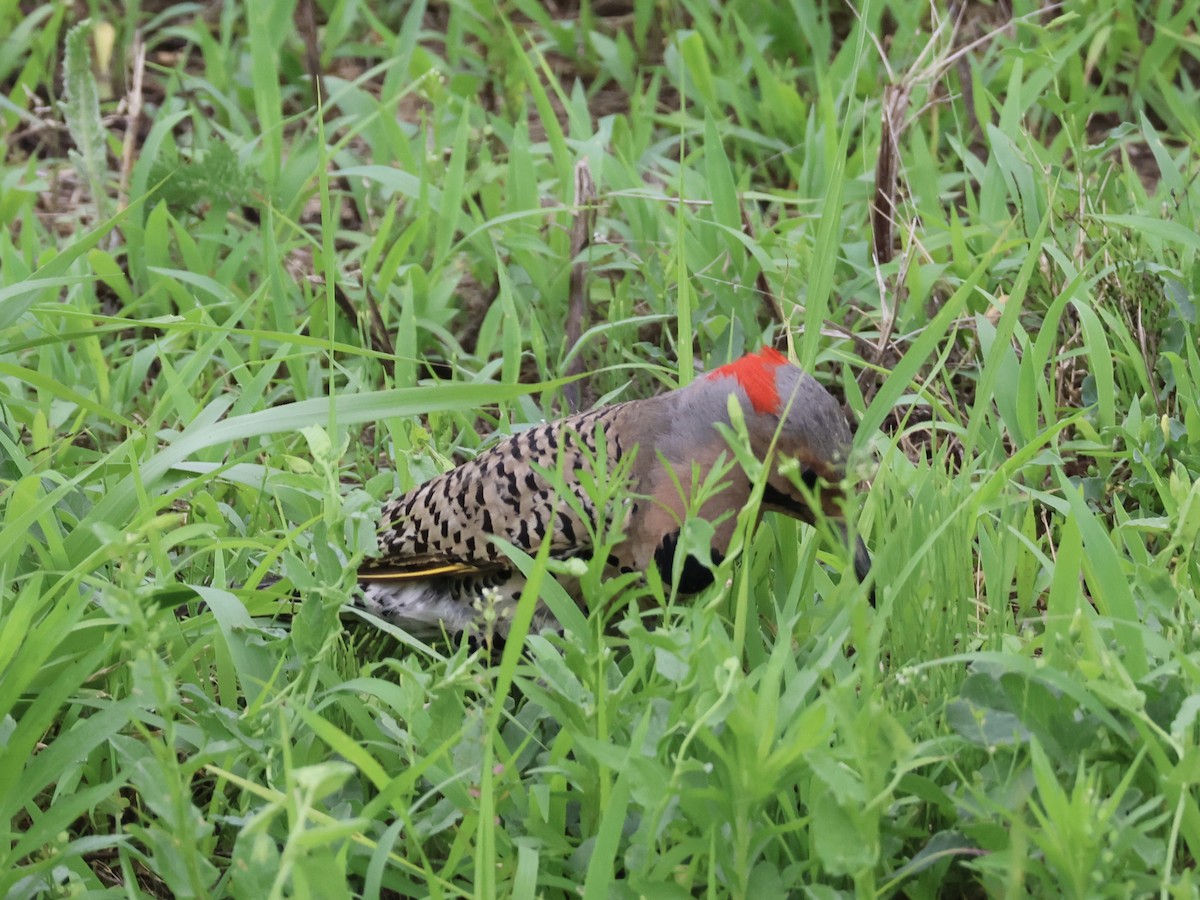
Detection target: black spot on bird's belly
<box><xmin>653</xmin><ymin>532</ymin><xmax>723</xmax><ymax>594</ymax></box>
<box><xmin>557</xmin><ymin>511</ymin><xmax>576</xmax><ymax>545</ymax></box>
<box><xmin>762</xmin><ymin>481</ymin><xmax>813</xmax><ymax>517</ymax></box>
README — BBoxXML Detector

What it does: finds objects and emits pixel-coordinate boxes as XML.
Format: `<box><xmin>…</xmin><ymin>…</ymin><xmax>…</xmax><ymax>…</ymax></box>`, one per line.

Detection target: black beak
<box><xmin>853</xmin><ymin>536</ymin><xmax>875</xmax><ymax>607</ymax></box>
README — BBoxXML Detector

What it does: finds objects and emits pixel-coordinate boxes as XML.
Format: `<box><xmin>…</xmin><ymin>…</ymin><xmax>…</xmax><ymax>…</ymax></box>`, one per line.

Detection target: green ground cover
<box><xmin>1</xmin><ymin>1</ymin><xmax>1199</xmax><ymax>896</ymax></box>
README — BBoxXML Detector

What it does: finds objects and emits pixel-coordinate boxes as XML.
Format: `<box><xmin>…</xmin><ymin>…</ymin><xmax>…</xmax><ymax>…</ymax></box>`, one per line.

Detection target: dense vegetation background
<box><xmin>2</xmin><ymin>0</ymin><xmax>1199</xmax><ymax>896</ymax></box>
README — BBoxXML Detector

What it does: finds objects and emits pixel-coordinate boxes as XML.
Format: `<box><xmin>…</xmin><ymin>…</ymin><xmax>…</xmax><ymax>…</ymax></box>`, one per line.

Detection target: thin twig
<box><xmin>871</xmin><ymin>82</ymin><xmax>911</xmax><ymax>269</ymax></box>
<box><xmin>117</xmin><ymin>32</ymin><xmax>145</xmax><ymax>214</ymax></box>
<box><xmin>563</xmin><ymin>159</ymin><xmax>597</xmax><ymax>413</ymax></box>
<box><xmin>333</xmin><ymin>281</ymin><xmax>396</xmax><ymax>375</ymax></box>
<box><xmin>364</xmin><ymin>284</ymin><xmax>396</xmax><ymax>378</ymax></box>
<box><xmin>1136</xmin><ymin>301</ymin><xmax>1163</xmax><ymax>418</ymax></box>
<box><xmin>297</xmin><ymin>0</ymin><xmax>326</xmax><ymax>114</ymax></box>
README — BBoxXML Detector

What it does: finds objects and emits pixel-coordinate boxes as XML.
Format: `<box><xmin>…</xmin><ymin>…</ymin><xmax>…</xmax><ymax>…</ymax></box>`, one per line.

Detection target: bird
<box><xmin>355</xmin><ymin>347</ymin><xmax>871</xmax><ymax>639</ymax></box>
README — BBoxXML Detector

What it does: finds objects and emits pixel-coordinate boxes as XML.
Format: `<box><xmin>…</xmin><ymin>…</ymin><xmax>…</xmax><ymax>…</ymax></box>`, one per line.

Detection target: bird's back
<box><xmin>372</xmin><ymin>402</ymin><xmax>639</xmax><ymax>575</ymax></box>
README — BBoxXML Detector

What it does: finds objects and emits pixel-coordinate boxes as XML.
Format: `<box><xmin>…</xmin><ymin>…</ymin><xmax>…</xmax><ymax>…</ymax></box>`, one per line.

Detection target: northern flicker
<box><xmin>357</xmin><ymin>347</ymin><xmax>871</xmax><ymax>638</ymax></box>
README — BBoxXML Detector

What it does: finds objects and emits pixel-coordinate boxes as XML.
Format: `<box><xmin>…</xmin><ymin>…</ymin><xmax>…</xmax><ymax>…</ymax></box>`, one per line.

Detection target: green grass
<box><xmin>2</xmin><ymin>0</ymin><xmax>1199</xmax><ymax>895</ymax></box>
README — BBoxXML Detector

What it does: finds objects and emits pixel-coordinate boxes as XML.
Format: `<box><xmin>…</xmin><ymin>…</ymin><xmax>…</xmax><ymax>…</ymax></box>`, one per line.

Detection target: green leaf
<box><xmin>810</xmin><ymin>788</ymin><xmax>877</xmax><ymax>877</ymax></box>
<box><xmin>1059</xmin><ymin>474</ymin><xmax>1147</xmax><ymax>679</ymax></box>
<box><xmin>61</xmin><ymin>20</ymin><xmax>109</xmax><ymax>218</ymax></box>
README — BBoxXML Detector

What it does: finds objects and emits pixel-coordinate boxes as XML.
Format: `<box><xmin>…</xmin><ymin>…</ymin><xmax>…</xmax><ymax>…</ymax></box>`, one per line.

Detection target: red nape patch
<box><xmin>705</xmin><ymin>346</ymin><xmax>788</xmax><ymax>414</ymax></box>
